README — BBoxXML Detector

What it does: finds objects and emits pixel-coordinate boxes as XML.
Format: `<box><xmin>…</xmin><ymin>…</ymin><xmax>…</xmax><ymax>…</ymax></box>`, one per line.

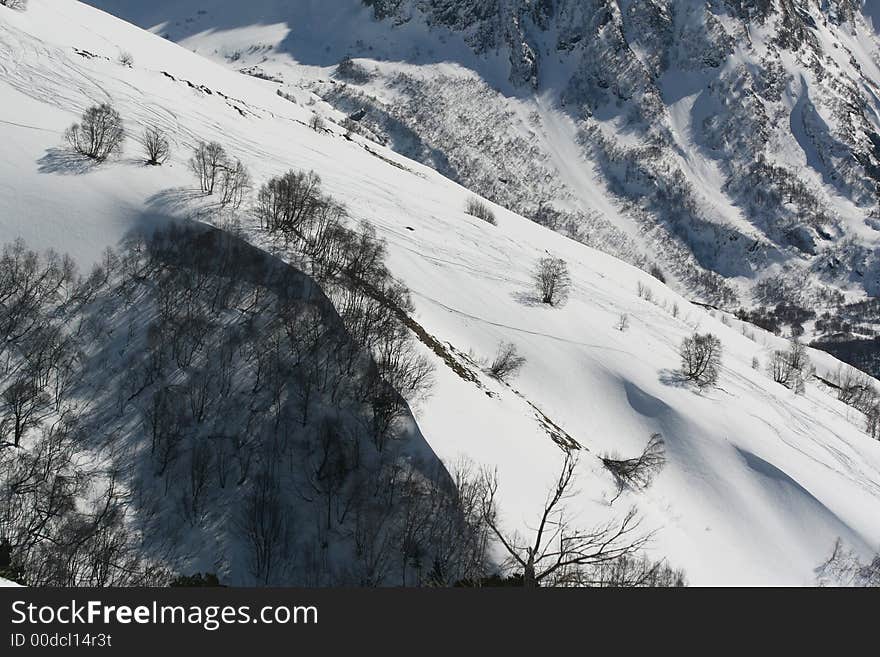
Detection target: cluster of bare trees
<box><xmin>0</xmin><ymin>242</ymin><xmax>166</xmax><ymax>585</ymax></box>
<box><xmin>827</xmin><ymin>366</ymin><xmax>880</xmax><ymax>440</ymax></box>
<box><xmin>0</xmin><ymin>229</ymin><xmax>686</xmax><ymax>586</ymax></box>
<box><xmin>768</xmin><ymin>338</ymin><xmax>811</xmax><ymax>394</ymax></box>
<box><xmin>0</xmin><ymin>226</ymin><xmax>439</xmax><ymax>586</ymax></box>
<box><xmin>0</xmin><ymin>242</ymin><xmax>77</xmax><ymax>449</ymax></box>
<box><xmin>189</xmin><ymin>141</ymin><xmax>250</xmax><ymax>207</ymax></box>
<box><xmin>18</xmin><ymin>113</ymin><xmax>699</xmax><ymax>585</ymax></box>
<box><xmin>246</xmin><ymin>173</ymin><xmax>684</xmax><ymax>584</ymax></box>
<box><xmin>336</xmin><ymin>57</ymin><xmax>374</xmax><ymax>84</ymax></box>
<box><xmin>255</xmin><ymin>169</ymin><xmax>326</xmax><ymax>236</ymax></box>
<box><xmin>680</xmin><ymin>332</ymin><xmax>722</xmax><ymax>387</ymax></box>
<box><xmin>465</xmin><ymin>197</ymin><xmax>497</xmax><ymax>225</ymax></box>
<box><xmin>1</xmin><ymin>433</ymin><xmax>167</xmax><ymax>586</ymax></box>
<box><xmin>137</xmin><ymin>225</ymin><xmax>502</xmax><ymax>584</ymax></box>
<box><xmin>816</xmin><ymin>539</ymin><xmax>880</xmax><ymax>587</ymax></box>
<box><xmin>63</xmin><ymin>102</ymin><xmax>174</xmax><ymax>168</ymax></box>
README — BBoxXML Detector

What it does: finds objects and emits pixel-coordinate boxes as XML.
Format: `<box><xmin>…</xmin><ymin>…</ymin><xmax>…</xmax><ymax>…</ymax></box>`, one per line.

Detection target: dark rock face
<box><xmin>358</xmin><ymin>1</ymin><xmax>868</xmax><ymax>94</ymax></box>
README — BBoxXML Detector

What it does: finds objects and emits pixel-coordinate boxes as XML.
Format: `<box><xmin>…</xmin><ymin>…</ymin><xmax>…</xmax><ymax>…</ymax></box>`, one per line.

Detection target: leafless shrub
<box><xmin>486</xmin><ymin>341</ymin><xmax>526</xmax><ymax>381</ymax></box>
<box><xmin>602</xmin><ymin>434</ymin><xmax>666</xmax><ymax>504</ymax></box>
<box><xmin>309</xmin><ymin>114</ymin><xmax>325</xmax><ymax>132</ymax></box>
<box><xmin>465</xmin><ymin>197</ymin><xmax>497</xmax><ymax>225</ymax></box>
<box><xmin>118</xmin><ymin>51</ymin><xmax>133</xmax><ymax>67</ymax></box>
<box><xmin>680</xmin><ymin>332</ymin><xmax>722</xmax><ymax>387</ymax></box>
<box><xmin>616</xmin><ymin>313</ymin><xmax>629</xmax><ymax>332</ymax></box>
<box><xmin>65</xmin><ymin>104</ymin><xmax>125</xmax><ymax>161</ymax></box>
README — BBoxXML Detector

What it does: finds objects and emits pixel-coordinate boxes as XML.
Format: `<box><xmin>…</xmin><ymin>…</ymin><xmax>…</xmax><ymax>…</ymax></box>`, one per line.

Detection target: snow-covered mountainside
<box><xmin>1</xmin><ymin>0</ymin><xmax>879</xmax><ymax>585</ymax></box>
<box><xmin>85</xmin><ymin>1</ymin><xmax>880</xmax><ymax>354</ymax></box>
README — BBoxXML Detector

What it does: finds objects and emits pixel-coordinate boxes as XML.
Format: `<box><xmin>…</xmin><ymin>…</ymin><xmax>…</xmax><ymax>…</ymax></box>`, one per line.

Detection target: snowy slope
<box><xmin>0</xmin><ymin>577</ymin><xmax>20</xmax><ymax>587</ymax></box>
<box><xmin>2</xmin><ymin>0</ymin><xmax>880</xmax><ymax>585</ymax></box>
<box><xmin>83</xmin><ymin>0</ymin><xmax>880</xmax><ymax>333</ymax></box>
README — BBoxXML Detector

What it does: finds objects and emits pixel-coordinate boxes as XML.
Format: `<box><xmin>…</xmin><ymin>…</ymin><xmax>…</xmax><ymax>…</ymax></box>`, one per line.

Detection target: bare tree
<box><xmin>680</xmin><ymin>332</ymin><xmax>722</xmax><ymax>387</ymax></box>
<box><xmin>601</xmin><ymin>433</ymin><xmax>666</xmax><ymax>504</ymax></box>
<box><xmin>486</xmin><ymin>341</ymin><xmax>526</xmax><ymax>382</ymax></box>
<box><xmin>534</xmin><ymin>256</ymin><xmax>571</xmax><ymax>306</ymax></box>
<box><xmin>65</xmin><ymin>104</ymin><xmax>125</xmax><ymax>161</ymax></box>
<box><xmin>1</xmin><ymin>376</ymin><xmax>50</xmax><ymax>448</ymax></box>
<box><xmin>309</xmin><ymin>114</ymin><xmax>325</xmax><ymax>132</ymax></box>
<box><xmin>616</xmin><ymin>313</ymin><xmax>629</xmax><ymax>332</ymax></box>
<box><xmin>480</xmin><ymin>449</ymin><xmax>651</xmax><ymax>587</ymax></box>
<box><xmin>219</xmin><ymin>159</ymin><xmax>251</xmax><ymax>209</ymax></box>
<box><xmin>189</xmin><ymin>141</ymin><xmax>228</xmax><ymax>194</ymax></box>
<box><xmin>240</xmin><ymin>469</ymin><xmax>290</xmax><ymax>585</ymax></box>
<box><xmin>140</xmin><ymin>127</ymin><xmax>170</xmax><ymax>166</ymax></box>
<box><xmin>180</xmin><ymin>439</ymin><xmax>212</xmax><ymax>527</ymax></box>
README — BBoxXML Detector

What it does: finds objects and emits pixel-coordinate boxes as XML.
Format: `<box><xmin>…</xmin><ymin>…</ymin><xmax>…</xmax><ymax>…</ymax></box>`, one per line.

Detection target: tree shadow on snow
<box><xmin>145</xmin><ymin>187</ymin><xmax>217</xmax><ymax>221</ymax></box>
<box><xmin>657</xmin><ymin>368</ymin><xmax>691</xmax><ymax>389</ymax></box>
<box><xmin>37</xmin><ymin>148</ymin><xmax>100</xmax><ymax>175</ymax></box>
<box><xmin>510</xmin><ymin>290</ymin><xmax>543</xmax><ymax>307</ymax></box>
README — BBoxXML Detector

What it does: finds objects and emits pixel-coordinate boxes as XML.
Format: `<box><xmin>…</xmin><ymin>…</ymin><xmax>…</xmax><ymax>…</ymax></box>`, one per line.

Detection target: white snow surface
<box><xmin>81</xmin><ymin>0</ymin><xmax>880</xmax><ymax>312</ymax></box>
<box><xmin>1</xmin><ymin>0</ymin><xmax>879</xmax><ymax>585</ymax></box>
